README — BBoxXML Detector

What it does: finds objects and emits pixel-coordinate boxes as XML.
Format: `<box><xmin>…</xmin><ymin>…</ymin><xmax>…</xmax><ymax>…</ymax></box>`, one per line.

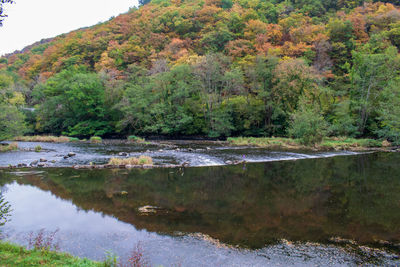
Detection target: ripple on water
<box><xmin>0</xmin><ymin>140</ymin><xmax>368</xmax><ymax>168</ymax></box>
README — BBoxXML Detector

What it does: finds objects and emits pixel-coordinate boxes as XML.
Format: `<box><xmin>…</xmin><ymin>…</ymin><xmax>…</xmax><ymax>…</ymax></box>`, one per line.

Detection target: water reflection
<box><xmin>0</xmin><ymin>152</ymin><xmax>399</xmax><ymax>265</ymax></box>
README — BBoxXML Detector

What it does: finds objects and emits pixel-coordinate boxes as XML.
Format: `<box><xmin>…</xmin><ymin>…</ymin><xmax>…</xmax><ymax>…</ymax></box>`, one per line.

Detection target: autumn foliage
<box><xmin>1</xmin><ymin>0</ymin><xmax>400</xmax><ymax>142</ymax></box>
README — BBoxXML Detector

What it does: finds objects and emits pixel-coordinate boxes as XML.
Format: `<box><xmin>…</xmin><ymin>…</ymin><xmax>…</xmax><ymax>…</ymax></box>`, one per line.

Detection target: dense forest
<box><xmin>1</xmin><ymin>0</ymin><xmax>400</xmax><ymax>143</ymax></box>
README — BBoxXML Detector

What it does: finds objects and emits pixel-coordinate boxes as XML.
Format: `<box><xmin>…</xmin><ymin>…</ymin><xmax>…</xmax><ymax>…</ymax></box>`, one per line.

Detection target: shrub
<box><xmin>34</xmin><ymin>145</ymin><xmax>42</xmax><ymax>152</ymax></box>
<box><xmin>27</xmin><ymin>229</ymin><xmax>60</xmax><ymax>251</ymax></box>
<box><xmin>90</xmin><ymin>136</ymin><xmax>102</xmax><ymax>143</ymax></box>
<box><xmin>128</xmin><ymin>135</ymin><xmax>145</xmax><ymax>142</ymax></box>
<box><xmin>288</xmin><ymin>105</ymin><xmax>329</xmax><ymax>145</ymax></box>
<box><xmin>104</xmin><ymin>250</ymin><xmax>119</xmax><ymax>267</ymax></box>
<box><xmin>0</xmin><ymin>194</ymin><xmax>11</xmax><ymax>227</ymax></box>
<box><xmin>68</xmin><ymin>137</ymin><xmax>80</xmax><ymax>142</ymax></box>
<box><xmin>126</xmin><ymin>243</ymin><xmax>150</xmax><ymax>267</ymax></box>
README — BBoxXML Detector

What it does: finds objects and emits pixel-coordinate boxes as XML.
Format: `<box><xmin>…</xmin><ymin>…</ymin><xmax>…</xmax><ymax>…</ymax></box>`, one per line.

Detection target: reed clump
<box><xmin>89</xmin><ymin>136</ymin><xmax>102</xmax><ymax>143</ymax></box>
<box><xmin>0</xmin><ymin>142</ymin><xmax>18</xmax><ymax>152</ymax></box>
<box><xmin>127</xmin><ymin>135</ymin><xmax>145</xmax><ymax>143</ymax></box>
<box><xmin>108</xmin><ymin>155</ymin><xmax>153</xmax><ymax>166</ymax></box>
<box><xmin>14</xmin><ymin>136</ymin><xmax>71</xmax><ymax>143</ymax></box>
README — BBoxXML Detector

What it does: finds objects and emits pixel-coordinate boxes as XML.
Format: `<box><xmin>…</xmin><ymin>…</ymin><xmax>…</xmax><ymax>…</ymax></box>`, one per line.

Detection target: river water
<box><xmin>0</xmin><ymin>140</ymin><xmax>360</xmax><ymax>167</ymax></box>
<box><xmin>0</xmin><ymin>141</ymin><xmax>399</xmax><ymax>266</ymax></box>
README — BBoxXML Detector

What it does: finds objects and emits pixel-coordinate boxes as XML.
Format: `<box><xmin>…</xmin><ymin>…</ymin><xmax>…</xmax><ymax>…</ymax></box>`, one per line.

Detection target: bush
<box><xmin>0</xmin><ymin>194</ymin><xmax>11</xmax><ymax>227</ymax></box>
<box><xmin>128</xmin><ymin>135</ymin><xmax>145</xmax><ymax>142</ymax></box>
<box><xmin>288</xmin><ymin>106</ymin><xmax>329</xmax><ymax>145</ymax></box>
<box><xmin>34</xmin><ymin>145</ymin><xmax>42</xmax><ymax>152</ymax></box>
<box><xmin>68</xmin><ymin>137</ymin><xmax>80</xmax><ymax>142</ymax></box>
<box><xmin>90</xmin><ymin>136</ymin><xmax>102</xmax><ymax>143</ymax></box>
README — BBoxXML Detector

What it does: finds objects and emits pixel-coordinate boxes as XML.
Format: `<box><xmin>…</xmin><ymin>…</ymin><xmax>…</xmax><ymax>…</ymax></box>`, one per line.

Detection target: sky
<box><xmin>0</xmin><ymin>0</ymin><xmax>138</xmax><ymax>56</ymax></box>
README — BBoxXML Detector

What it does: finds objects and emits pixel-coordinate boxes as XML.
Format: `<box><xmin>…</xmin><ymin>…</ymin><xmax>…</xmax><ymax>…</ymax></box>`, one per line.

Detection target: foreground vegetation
<box><xmin>0</xmin><ymin>242</ymin><xmax>102</xmax><ymax>267</ymax></box>
<box><xmin>228</xmin><ymin>137</ymin><xmax>389</xmax><ymax>151</ymax></box>
<box><xmin>1</xmin><ymin>1</ymin><xmax>400</xmax><ymax>145</ymax></box>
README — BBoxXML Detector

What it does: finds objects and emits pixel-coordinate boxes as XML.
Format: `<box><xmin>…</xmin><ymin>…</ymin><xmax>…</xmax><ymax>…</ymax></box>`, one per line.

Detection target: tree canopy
<box><xmin>0</xmin><ymin>0</ymin><xmax>14</xmax><ymax>26</ymax></box>
<box><xmin>1</xmin><ymin>0</ymin><xmax>400</xmax><ymax>142</ymax></box>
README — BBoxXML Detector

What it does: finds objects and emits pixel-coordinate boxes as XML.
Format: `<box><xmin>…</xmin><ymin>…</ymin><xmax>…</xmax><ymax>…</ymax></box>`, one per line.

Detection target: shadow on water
<box><xmin>0</xmin><ymin>152</ymin><xmax>399</xmax><ymax>265</ymax></box>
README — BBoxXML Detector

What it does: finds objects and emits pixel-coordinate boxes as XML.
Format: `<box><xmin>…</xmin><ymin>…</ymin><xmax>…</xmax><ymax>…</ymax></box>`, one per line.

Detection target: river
<box><xmin>0</xmin><ymin>141</ymin><xmax>399</xmax><ymax>266</ymax></box>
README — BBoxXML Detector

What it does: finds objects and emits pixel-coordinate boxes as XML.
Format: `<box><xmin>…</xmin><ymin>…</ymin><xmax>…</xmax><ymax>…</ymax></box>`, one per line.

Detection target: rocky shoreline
<box><xmin>0</xmin><ymin>161</ymin><xmax>248</xmax><ymax>170</ymax></box>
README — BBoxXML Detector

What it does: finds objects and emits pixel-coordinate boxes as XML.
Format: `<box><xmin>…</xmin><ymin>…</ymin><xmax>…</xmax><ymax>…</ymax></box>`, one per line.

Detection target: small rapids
<box><xmin>0</xmin><ymin>140</ymin><xmax>363</xmax><ymax>168</ymax></box>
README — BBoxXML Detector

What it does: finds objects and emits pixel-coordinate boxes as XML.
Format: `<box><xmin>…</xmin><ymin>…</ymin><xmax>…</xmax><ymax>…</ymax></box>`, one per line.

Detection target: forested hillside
<box><xmin>1</xmin><ymin>0</ymin><xmax>400</xmax><ymax>143</ymax></box>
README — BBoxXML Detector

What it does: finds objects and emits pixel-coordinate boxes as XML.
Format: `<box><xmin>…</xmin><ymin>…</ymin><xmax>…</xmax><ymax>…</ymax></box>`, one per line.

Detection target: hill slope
<box><xmin>1</xmin><ymin>0</ymin><xmax>400</xmax><ymax>142</ymax></box>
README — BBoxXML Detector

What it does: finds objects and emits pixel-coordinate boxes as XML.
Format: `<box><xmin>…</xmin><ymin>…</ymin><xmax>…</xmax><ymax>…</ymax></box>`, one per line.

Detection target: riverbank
<box><xmin>8</xmin><ymin>135</ymin><xmax>396</xmax><ymax>152</ymax></box>
<box><xmin>227</xmin><ymin>137</ymin><xmax>395</xmax><ymax>151</ymax></box>
<box><xmin>0</xmin><ymin>242</ymin><xmax>102</xmax><ymax>266</ymax></box>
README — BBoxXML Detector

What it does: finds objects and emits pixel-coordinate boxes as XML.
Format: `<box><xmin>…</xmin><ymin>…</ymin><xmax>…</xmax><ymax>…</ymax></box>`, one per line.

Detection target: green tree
<box><xmin>350</xmin><ymin>47</ymin><xmax>400</xmax><ymax>135</ymax></box>
<box><xmin>0</xmin><ymin>104</ymin><xmax>26</xmax><ymax>140</ymax></box>
<box><xmin>0</xmin><ymin>193</ymin><xmax>11</xmax><ymax>227</ymax></box>
<box><xmin>248</xmin><ymin>56</ymin><xmax>279</xmax><ymax>135</ymax></box>
<box><xmin>288</xmin><ymin>100</ymin><xmax>329</xmax><ymax>145</ymax></box>
<box><xmin>0</xmin><ymin>72</ymin><xmax>27</xmax><ymax>140</ymax></box>
<box><xmin>117</xmin><ymin>65</ymin><xmax>155</xmax><ymax>135</ymax></box>
<box><xmin>139</xmin><ymin>0</ymin><xmax>151</xmax><ymax>6</ymax></box>
<box><xmin>375</xmin><ymin>79</ymin><xmax>400</xmax><ymax>144</ymax></box>
<box><xmin>34</xmin><ymin>67</ymin><xmax>112</xmax><ymax>137</ymax></box>
<box><xmin>0</xmin><ymin>0</ymin><xmax>14</xmax><ymax>26</ymax></box>
<box><xmin>201</xmin><ymin>23</ymin><xmax>234</xmax><ymax>52</ymax></box>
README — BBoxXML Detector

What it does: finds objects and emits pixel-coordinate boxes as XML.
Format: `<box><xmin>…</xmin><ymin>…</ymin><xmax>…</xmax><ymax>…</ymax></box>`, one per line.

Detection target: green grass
<box><xmin>318</xmin><ymin>137</ymin><xmax>389</xmax><ymax>150</ymax></box>
<box><xmin>0</xmin><ymin>242</ymin><xmax>102</xmax><ymax>267</ymax></box>
<box><xmin>227</xmin><ymin>137</ymin><xmax>304</xmax><ymax>149</ymax></box>
<box><xmin>228</xmin><ymin>137</ymin><xmax>389</xmax><ymax>151</ymax></box>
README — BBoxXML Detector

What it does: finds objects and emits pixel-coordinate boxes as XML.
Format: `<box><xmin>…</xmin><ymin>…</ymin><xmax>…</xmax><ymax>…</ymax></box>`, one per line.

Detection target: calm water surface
<box><xmin>0</xmin><ymin>146</ymin><xmax>399</xmax><ymax>266</ymax></box>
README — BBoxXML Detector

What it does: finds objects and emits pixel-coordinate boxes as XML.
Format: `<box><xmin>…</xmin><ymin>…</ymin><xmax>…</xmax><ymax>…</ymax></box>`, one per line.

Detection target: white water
<box><xmin>0</xmin><ymin>140</ymin><xmax>366</xmax><ymax>168</ymax></box>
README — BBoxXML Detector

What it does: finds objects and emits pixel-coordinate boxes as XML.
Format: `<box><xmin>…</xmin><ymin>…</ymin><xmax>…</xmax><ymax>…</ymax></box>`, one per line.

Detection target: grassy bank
<box><xmin>0</xmin><ymin>142</ymin><xmax>18</xmax><ymax>152</ymax></box>
<box><xmin>228</xmin><ymin>137</ymin><xmax>389</xmax><ymax>151</ymax></box>
<box><xmin>0</xmin><ymin>242</ymin><xmax>102</xmax><ymax>266</ymax></box>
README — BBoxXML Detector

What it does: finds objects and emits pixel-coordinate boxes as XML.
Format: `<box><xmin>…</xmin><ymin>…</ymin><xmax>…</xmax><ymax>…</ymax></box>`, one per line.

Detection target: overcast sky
<box><xmin>0</xmin><ymin>0</ymin><xmax>138</xmax><ymax>56</ymax></box>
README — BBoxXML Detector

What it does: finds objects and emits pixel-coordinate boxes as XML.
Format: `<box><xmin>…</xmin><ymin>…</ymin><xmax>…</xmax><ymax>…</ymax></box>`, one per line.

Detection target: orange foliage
<box><xmin>161</xmin><ymin>38</ymin><xmax>190</xmax><ymax>59</ymax></box>
<box><xmin>244</xmin><ymin>19</ymin><xmax>268</xmax><ymax>40</ymax></box>
<box><xmin>226</xmin><ymin>39</ymin><xmax>255</xmax><ymax>57</ymax></box>
<box><xmin>2</xmin><ymin>0</ymin><xmax>400</xmax><ymax>85</ymax></box>
<box><xmin>281</xmin><ymin>42</ymin><xmax>312</xmax><ymax>57</ymax></box>
<box><xmin>348</xmin><ymin>14</ymin><xmax>369</xmax><ymax>43</ymax></box>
